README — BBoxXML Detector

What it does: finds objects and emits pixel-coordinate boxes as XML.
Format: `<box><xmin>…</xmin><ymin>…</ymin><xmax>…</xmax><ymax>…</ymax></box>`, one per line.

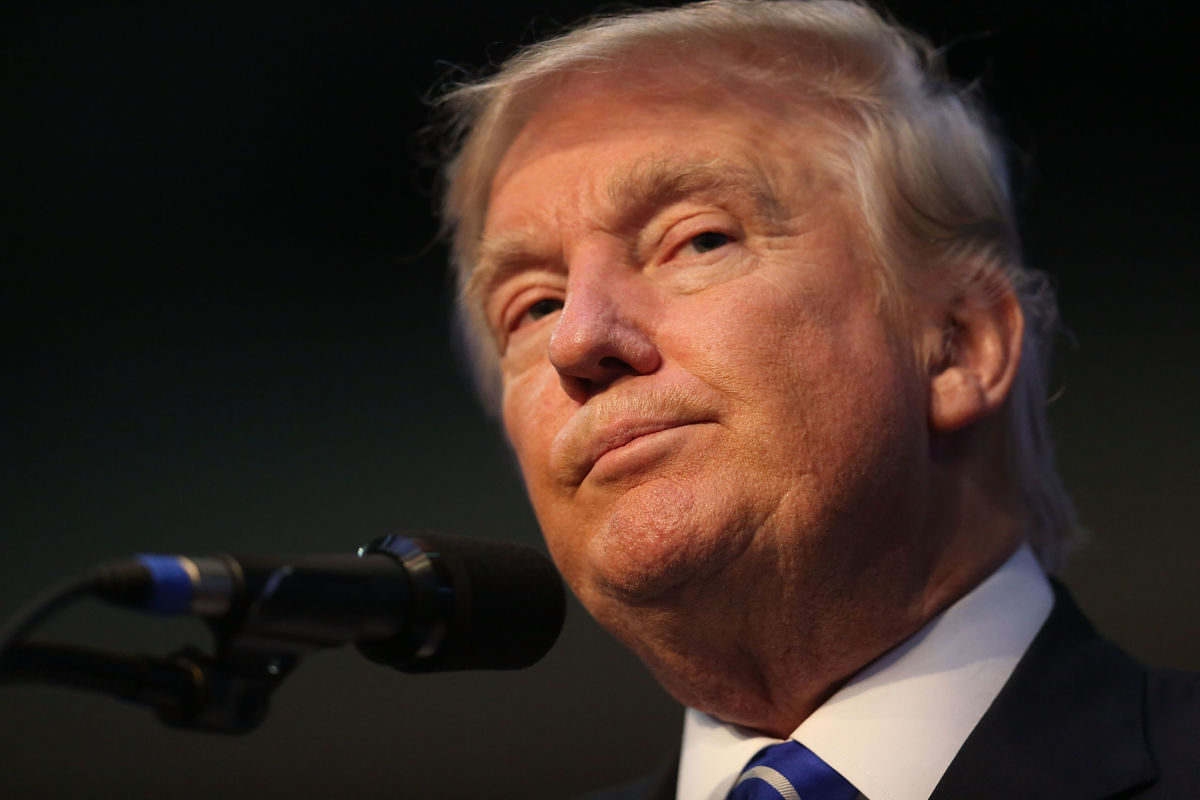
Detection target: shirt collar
<box><xmin>677</xmin><ymin>544</ymin><xmax>1052</xmax><ymax>800</ymax></box>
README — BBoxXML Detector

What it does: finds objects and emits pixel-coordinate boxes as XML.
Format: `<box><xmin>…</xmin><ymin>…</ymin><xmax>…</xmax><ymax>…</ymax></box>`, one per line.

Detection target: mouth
<box><xmin>548</xmin><ymin>387</ymin><xmax>718</xmax><ymax>487</ymax></box>
<box><xmin>595</xmin><ymin>421</ymin><xmax>684</xmax><ymax>460</ymax></box>
<box><xmin>574</xmin><ymin>419</ymin><xmax>708</xmax><ymax>485</ymax></box>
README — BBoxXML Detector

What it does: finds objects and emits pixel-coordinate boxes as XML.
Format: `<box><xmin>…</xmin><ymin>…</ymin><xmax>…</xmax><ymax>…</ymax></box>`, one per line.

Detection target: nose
<box><xmin>548</xmin><ymin>263</ymin><xmax>661</xmax><ymax>401</ymax></box>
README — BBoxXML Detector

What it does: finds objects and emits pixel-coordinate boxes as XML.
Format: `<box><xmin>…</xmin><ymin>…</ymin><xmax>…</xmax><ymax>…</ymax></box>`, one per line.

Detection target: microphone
<box><xmin>91</xmin><ymin>533</ymin><xmax>565</xmax><ymax>672</ymax></box>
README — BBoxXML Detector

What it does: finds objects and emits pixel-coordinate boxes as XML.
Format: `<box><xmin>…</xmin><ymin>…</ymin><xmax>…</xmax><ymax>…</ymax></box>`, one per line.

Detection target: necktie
<box><xmin>726</xmin><ymin>740</ymin><xmax>860</xmax><ymax>800</ymax></box>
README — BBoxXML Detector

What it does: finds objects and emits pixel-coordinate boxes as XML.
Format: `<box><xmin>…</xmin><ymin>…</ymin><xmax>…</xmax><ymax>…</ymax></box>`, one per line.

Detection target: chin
<box><xmin>584</xmin><ymin>532</ymin><xmax>696</xmax><ymax>603</ymax></box>
<box><xmin>578</xmin><ymin>476</ymin><xmax>753</xmax><ymax>605</ymax></box>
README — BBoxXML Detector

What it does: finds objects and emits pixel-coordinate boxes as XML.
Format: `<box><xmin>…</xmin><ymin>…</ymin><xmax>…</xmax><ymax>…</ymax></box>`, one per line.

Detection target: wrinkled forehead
<box><xmin>501</xmin><ymin>70</ymin><xmax>740</xmax><ymax>161</ymax></box>
<box><xmin>481</xmin><ymin>65</ymin><xmax>845</xmax><ymax>237</ymax></box>
<box><xmin>499</xmin><ymin>63</ymin><xmax>823</xmax><ymax>172</ymax></box>
<box><xmin>451</xmin><ymin>49</ymin><xmax>850</xmax><ymax>282</ymax></box>
<box><xmin>473</xmin><ymin>73</ymin><xmax>850</xmax><ymax>296</ymax></box>
<box><xmin>493</xmin><ymin>82</ymin><xmax>796</xmax><ymax>209</ymax></box>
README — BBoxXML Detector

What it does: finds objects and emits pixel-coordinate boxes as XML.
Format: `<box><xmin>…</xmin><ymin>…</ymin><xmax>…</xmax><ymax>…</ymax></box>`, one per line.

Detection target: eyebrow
<box><xmin>606</xmin><ymin>155</ymin><xmax>787</xmax><ymax>230</ymax></box>
<box><xmin>466</xmin><ymin>155</ymin><xmax>787</xmax><ymax>310</ymax></box>
<box><xmin>466</xmin><ymin>231</ymin><xmax>557</xmax><ymax>315</ymax></box>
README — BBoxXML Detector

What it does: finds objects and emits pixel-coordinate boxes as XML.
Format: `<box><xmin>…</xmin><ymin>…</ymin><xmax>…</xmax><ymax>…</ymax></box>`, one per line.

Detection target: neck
<box><xmin>594</xmin><ymin>460</ymin><xmax>1029</xmax><ymax>738</ymax></box>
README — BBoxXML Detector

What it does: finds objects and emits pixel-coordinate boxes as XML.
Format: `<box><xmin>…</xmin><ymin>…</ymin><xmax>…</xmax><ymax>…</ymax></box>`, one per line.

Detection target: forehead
<box><xmin>471</xmin><ymin>151</ymin><xmax>790</xmax><ymax>306</ymax></box>
<box><xmin>467</xmin><ymin>78</ymin><xmax>834</xmax><ymax>306</ymax></box>
<box><xmin>484</xmin><ymin>151</ymin><xmax>787</xmax><ymax>240</ymax></box>
<box><xmin>481</xmin><ymin>73</ymin><xmax>837</xmax><ymax>243</ymax></box>
<box><xmin>493</xmin><ymin>70</ymin><xmax>809</xmax><ymax>191</ymax></box>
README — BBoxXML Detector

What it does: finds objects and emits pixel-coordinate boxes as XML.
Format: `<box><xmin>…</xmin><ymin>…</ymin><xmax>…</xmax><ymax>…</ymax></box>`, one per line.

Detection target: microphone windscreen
<box><xmin>359</xmin><ymin>533</ymin><xmax>566</xmax><ymax>673</ymax></box>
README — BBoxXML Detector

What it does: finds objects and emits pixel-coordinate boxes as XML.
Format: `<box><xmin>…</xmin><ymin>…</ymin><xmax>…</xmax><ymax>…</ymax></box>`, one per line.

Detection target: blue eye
<box><xmin>690</xmin><ymin>231</ymin><xmax>731</xmax><ymax>253</ymax></box>
<box><xmin>526</xmin><ymin>297</ymin><xmax>563</xmax><ymax>321</ymax></box>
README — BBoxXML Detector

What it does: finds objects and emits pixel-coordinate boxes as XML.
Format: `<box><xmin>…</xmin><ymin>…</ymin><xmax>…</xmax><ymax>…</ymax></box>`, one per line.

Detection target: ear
<box><xmin>927</xmin><ymin>282</ymin><xmax>1024</xmax><ymax>433</ymax></box>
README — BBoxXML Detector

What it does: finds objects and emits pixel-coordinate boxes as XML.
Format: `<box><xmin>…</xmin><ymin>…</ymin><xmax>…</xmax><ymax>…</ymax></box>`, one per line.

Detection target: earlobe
<box><xmin>927</xmin><ymin>283</ymin><xmax>1023</xmax><ymax>433</ymax></box>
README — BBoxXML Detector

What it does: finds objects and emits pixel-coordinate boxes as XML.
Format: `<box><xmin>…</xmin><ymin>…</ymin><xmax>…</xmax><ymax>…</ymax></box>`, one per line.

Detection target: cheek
<box><xmin>501</xmin><ymin>369</ymin><xmax>556</xmax><ymax>504</ymax></box>
<box><xmin>500</xmin><ymin>320</ymin><xmax>554</xmax><ymax>378</ymax></box>
<box><xmin>500</xmin><ymin>366</ymin><xmax>582</xmax><ymax>552</ymax></box>
<box><xmin>671</xmin><ymin>272</ymin><xmax>918</xmax><ymax>484</ymax></box>
<box><xmin>668</xmin><ymin>281</ymin><xmax>827</xmax><ymax>405</ymax></box>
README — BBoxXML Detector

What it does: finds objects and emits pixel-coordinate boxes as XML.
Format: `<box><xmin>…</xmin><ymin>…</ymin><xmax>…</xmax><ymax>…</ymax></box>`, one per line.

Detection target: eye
<box><xmin>525</xmin><ymin>297</ymin><xmax>564</xmax><ymax>322</ymax></box>
<box><xmin>507</xmin><ymin>296</ymin><xmax>563</xmax><ymax>336</ymax></box>
<box><xmin>688</xmin><ymin>231</ymin><xmax>732</xmax><ymax>254</ymax></box>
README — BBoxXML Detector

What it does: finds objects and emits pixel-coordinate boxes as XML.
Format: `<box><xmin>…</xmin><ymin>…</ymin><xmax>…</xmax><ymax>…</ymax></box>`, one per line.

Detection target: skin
<box><xmin>476</xmin><ymin>71</ymin><xmax>1027</xmax><ymax>737</ymax></box>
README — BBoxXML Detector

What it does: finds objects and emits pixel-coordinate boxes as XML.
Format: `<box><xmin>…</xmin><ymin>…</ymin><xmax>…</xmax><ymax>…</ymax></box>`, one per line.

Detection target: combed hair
<box><xmin>436</xmin><ymin>0</ymin><xmax>1076</xmax><ymax>571</ymax></box>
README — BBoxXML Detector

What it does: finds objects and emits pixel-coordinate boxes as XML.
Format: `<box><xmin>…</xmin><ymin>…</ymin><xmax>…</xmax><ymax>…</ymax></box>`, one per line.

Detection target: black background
<box><xmin>2</xmin><ymin>1</ymin><xmax>1197</xmax><ymax>798</ymax></box>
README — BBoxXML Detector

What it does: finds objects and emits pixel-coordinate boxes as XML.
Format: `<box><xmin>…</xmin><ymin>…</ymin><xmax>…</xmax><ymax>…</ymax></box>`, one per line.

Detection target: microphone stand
<box><xmin>1</xmin><ymin>630</ymin><xmax>304</xmax><ymax>734</ymax></box>
<box><xmin>0</xmin><ymin>568</ymin><xmax>310</xmax><ymax>734</ymax></box>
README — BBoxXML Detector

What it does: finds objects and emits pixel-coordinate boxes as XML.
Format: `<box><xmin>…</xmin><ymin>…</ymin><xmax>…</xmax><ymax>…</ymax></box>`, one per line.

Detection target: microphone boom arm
<box><xmin>2</xmin><ymin>640</ymin><xmax>298</xmax><ymax>733</ymax></box>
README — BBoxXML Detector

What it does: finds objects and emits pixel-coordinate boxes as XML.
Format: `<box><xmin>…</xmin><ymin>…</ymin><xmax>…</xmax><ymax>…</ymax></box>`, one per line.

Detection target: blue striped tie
<box><xmin>726</xmin><ymin>741</ymin><xmax>860</xmax><ymax>800</ymax></box>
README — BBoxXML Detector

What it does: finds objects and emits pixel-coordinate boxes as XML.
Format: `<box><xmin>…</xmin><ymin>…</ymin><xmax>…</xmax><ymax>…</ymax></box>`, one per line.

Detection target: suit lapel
<box><xmin>932</xmin><ymin>582</ymin><xmax>1156</xmax><ymax>799</ymax></box>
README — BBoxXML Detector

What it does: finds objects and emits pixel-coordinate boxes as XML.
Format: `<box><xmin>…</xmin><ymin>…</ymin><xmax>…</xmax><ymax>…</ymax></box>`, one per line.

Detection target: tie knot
<box><xmin>726</xmin><ymin>741</ymin><xmax>859</xmax><ymax>800</ymax></box>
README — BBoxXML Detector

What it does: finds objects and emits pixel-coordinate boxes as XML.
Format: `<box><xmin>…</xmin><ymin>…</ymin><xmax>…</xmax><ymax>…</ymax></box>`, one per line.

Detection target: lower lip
<box><xmin>587</xmin><ymin>424</ymin><xmax>699</xmax><ymax>482</ymax></box>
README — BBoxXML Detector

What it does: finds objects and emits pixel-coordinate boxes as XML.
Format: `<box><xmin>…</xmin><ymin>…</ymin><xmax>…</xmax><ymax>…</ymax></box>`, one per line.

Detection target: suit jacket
<box><xmin>580</xmin><ymin>583</ymin><xmax>1200</xmax><ymax>799</ymax></box>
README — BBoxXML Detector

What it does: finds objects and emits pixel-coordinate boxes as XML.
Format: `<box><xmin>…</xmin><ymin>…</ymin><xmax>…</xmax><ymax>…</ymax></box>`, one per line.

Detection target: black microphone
<box><xmin>91</xmin><ymin>533</ymin><xmax>565</xmax><ymax>672</ymax></box>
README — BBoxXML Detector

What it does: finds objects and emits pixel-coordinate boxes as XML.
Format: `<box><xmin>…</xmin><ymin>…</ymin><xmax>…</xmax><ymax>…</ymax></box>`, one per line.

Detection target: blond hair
<box><xmin>436</xmin><ymin>0</ymin><xmax>1075</xmax><ymax>570</ymax></box>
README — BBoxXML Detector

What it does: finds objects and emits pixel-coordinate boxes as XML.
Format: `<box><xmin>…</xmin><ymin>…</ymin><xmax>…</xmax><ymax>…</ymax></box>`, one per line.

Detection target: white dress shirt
<box><xmin>676</xmin><ymin>545</ymin><xmax>1053</xmax><ymax>800</ymax></box>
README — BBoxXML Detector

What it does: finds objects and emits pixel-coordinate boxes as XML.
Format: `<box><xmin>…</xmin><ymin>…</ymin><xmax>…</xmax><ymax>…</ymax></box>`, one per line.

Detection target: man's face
<box><xmin>476</xmin><ymin>77</ymin><xmax>933</xmax><ymax>638</ymax></box>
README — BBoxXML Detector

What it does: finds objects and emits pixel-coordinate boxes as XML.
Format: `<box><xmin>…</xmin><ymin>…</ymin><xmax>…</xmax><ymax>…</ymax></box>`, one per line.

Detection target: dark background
<box><xmin>2</xmin><ymin>1</ymin><xmax>1196</xmax><ymax>797</ymax></box>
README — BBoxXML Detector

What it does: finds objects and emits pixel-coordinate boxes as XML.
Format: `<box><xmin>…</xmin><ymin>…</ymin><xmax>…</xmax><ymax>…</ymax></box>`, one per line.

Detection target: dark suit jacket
<box><xmin>581</xmin><ymin>583</ymin><xmax>1200</xmax><ymax>799</ymax></box>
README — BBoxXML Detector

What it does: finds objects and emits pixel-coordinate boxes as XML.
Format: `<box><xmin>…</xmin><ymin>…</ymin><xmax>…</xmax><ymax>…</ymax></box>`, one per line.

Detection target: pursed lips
<box><xmin>547</xmin><ymin>386</ymin><xmax>719</xmax><ymax>487</ymax></box>
<box><xmin>552</xmin><ymin>414</ymin><xmax>709</xmax><ymax>487</ymax></box>
<box><xmin>592</xmin><ymin>419</ymin><xmax>686</xmax><ymax>463</ymax></box>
